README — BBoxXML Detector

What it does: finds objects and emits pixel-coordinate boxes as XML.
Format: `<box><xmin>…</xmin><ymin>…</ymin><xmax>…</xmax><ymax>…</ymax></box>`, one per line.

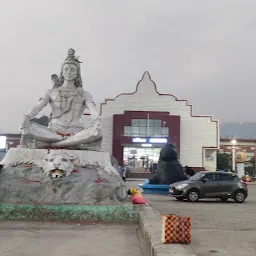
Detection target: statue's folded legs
<box><xmin>20</xmin><ymin>122</ymin><xmax>62</xmax><ymax>148</ymax></box>
<box><xmin>20</xmin><ymin>121</ymin><xmax>102</xmax><ymax>149</ymax></box>
<box><xmin>51</xmin><ymin>124</ymin><xmax>102</xmax><ymax>148</ymax></box>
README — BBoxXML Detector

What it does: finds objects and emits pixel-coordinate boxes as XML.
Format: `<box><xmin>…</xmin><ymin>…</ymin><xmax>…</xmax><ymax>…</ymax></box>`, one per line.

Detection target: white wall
<box><xmin>100</xmin><ymin>72</ymin><xmax>219</xmax><ymax>168</ymax></box>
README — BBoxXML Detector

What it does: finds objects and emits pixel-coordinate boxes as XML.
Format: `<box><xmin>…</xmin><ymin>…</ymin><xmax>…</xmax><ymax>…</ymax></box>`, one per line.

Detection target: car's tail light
<box><xmin>241</xmin><ymin>180</ymin><xmax>247</xmax><ymax>187</ymax></box>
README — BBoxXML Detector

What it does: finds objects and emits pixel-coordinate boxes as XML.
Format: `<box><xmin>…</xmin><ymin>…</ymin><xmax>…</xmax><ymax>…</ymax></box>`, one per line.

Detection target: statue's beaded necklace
<box><xmin>52</xmin><ymin>89</ymin><xmax>78</xmax><ymax>119</ymax></box>
<box><xmin>58</xmin><ymin>89</ymin><xmax>77</xmax><ymax>98</ymax></box>
<box><xmin>55</xmin><ymin>88</ymin><xmax>83</xmax><ymax>129</ymax></box>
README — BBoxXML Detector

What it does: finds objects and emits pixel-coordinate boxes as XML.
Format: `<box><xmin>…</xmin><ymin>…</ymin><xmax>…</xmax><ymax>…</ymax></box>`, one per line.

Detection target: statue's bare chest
<box><xmin>49</xmin><ymin>89</ymin><xmax>85</xmax><ymax>111</ymax></box>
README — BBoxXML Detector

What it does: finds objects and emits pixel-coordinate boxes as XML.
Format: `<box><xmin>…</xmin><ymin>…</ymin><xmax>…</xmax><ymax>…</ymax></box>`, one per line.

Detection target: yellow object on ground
<box><xmin>129</xmin><ymin>188</ymin><xmax>143</xmax><ymax>197</ymax></box>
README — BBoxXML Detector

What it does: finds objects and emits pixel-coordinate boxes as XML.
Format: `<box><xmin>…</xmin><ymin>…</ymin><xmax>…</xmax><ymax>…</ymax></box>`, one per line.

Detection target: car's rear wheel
<box><xmin>186</xmin><ymin>189</ymin><xmax>199</xmax><ymax>202</ymax></box>
<box><xmin>233</xmin><ymin>190</ymin><xmax>246</xmax><ymax>203</ymax></box>
<box><xmin>175</xmin><ymin>197</ymin><xmax>184</xmax><ymax>201</ymax></box>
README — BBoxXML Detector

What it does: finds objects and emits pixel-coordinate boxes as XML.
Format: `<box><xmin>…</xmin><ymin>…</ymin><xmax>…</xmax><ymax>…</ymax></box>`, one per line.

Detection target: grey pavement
<box><xmin>128</xmin><ymin>179</ymin><xmax>256</xmax><ymax>256</ymax></box>
<box><xmin>0</xmin><ymin>222</ymin><xmax>142</xmax><ymax>256</ymax></box>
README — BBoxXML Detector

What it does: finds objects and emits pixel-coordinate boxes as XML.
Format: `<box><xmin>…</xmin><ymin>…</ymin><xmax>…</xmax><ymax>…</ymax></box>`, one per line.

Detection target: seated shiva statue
<box><xmin>19</xmin><ymin>48</ymin><xmax>102</xmax><ymax>150</ymax></box>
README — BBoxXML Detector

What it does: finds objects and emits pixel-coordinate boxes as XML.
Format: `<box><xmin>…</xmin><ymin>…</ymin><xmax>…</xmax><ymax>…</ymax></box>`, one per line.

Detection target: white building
<box><xmin>98</xmin><ymin>71</ymin><xmax>219</xmax><ymax>172</ymax></box>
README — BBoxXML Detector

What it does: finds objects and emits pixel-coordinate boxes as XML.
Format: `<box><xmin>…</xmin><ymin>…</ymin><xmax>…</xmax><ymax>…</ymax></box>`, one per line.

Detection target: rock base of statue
<box><xmin>0</xmin><ymin>148</ymin><xmax>127</xmax><ymax>205</ymax></box>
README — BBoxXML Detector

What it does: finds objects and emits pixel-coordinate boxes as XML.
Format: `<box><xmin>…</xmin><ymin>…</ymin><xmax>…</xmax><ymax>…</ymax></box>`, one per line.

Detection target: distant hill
<box><xmin>220</xmin><ymin>122</ymin><xmax>256</xmax><ymax>139</ymax></box>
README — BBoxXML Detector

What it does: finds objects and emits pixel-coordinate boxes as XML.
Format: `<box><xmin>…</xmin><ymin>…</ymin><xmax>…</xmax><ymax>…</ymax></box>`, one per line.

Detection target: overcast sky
<box><xmin>0</xmin><ymin>0</ymin><xmax>256</xmax><ymax>133</ymax></box>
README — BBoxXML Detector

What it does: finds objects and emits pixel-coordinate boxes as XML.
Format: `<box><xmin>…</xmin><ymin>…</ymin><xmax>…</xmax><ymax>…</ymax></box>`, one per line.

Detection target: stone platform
<box><xmin>0</xmin><ymin>148</ymin><xmax>127</xmax><ymax>205</ymax></box>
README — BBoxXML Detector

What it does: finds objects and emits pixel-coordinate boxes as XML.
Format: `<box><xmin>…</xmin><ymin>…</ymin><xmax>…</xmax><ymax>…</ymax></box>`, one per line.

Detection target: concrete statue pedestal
<box><xmin>0</xmin><ymin>148</ymin><xmax>127</xmax><ymax>205</ymax></box>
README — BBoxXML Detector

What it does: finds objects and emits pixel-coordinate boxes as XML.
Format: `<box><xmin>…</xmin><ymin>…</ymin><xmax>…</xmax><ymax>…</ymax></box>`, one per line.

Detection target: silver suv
<box><xmin>169</xmin><ymin>171</ymin><xmax>248</xmax><ymax>203</ymax></box>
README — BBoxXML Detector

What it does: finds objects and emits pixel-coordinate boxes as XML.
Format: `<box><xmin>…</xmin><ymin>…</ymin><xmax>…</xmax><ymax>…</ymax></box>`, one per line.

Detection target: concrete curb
<box><xmin>135</xmin><ymin>204</ymin><xmax>196</xmax><ymax>256</ymax></box>
<box><xmin>0</xmin><ymin>204</ymin><xmax>136</xmax><ymax>222</ymax></box>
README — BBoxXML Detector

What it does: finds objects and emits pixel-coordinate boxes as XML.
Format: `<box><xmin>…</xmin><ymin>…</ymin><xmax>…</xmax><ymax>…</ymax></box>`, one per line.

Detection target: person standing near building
<box><xmin>184</xmin><ymin>166</ymin><xmax>195</xmax><ymax>177</ymax></box>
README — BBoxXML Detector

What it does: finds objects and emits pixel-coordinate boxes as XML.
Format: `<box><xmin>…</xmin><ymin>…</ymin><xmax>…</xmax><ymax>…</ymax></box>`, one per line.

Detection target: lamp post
<box><xmin>231</xmin><ymin>139</ymin><xmax>237</xmax><ymax>172</ymax></box>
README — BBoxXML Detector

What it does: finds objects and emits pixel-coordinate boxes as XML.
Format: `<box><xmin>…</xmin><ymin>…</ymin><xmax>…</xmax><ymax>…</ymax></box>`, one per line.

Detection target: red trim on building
<box><xmin>112</xmin><ymin>111</ymin><xmax>180</xmax><ymax>166</ymax></box>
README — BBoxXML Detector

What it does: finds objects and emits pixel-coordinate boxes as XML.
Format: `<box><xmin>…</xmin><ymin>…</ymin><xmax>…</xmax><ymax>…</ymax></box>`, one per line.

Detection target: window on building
<box><xmin>149</xmin><ymin>119</ymin><xmax>161</xmax><ymax>127</ymax></box>
<box><xmin>162</xmin><ymin>127</ymin><xmax>169</xmax><ymax>137</ymax></box>
<box><xmin>139</xmin><ymin>119</ymin><xmax>147</xmax><ymax>127</ymax></box>
<box><xmin>139</xmin><ymin>126</ymin><xmax>146</xmax><ymax>135</ymax></box>
<box><xmin>131</xmin><ymin>127</ymin><xmax>139</xmax><ymax>136</ymax></box>
<box><xmin>123</xmin><ymin>118</ymin><xmax>169</xmax><ymax>137</ymax></box>
<box><xmin>131</xmin><ymin>119</ymin><xmax>139</xmax><ymax>127</ymax></box>
<box><xmin>153</xmin><ymin>127</ymin><xmax>162</xmax><ymax>136</ymax></box>
<box><xmin>124</xmin><ymin>126</ymin><xmax>132</xmax><ymax>136</ymax></box>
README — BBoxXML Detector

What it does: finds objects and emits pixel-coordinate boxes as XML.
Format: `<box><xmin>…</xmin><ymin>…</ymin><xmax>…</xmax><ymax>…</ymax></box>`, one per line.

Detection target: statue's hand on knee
<box><xmin>92</xmin><ymin>118</ymin><xmax>101</xmax><ymax>131</ymax></box>
<box><xmin>92</xmin><ymin>118</ymin><xmax>102</xmax><ymax>137</ymax></box>
<box><xmin>20</xmin><ymin>115</ymin><xmax>31</xmax><ymax>135</ymax></box>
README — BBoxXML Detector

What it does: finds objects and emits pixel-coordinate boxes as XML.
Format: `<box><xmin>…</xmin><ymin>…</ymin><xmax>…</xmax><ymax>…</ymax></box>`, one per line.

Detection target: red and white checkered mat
<box><xmin>161</xmin><ymin>214</ymin><xmax>191</xmax><ymax>244</ymax></box>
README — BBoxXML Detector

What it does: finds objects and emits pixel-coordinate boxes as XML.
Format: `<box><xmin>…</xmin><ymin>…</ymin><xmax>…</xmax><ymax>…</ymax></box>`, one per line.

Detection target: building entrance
<box><xmin>123</xmin><ymin>146</ymin><xmax>161</xmax><ymax>172</ymax></box>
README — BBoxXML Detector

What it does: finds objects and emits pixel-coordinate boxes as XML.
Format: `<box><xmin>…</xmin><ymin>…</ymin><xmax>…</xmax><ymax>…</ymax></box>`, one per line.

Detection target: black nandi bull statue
<box><xmin>149</xmin><ymin>144</ymin><xmax>188</xmax><ymax>185</ymax></box>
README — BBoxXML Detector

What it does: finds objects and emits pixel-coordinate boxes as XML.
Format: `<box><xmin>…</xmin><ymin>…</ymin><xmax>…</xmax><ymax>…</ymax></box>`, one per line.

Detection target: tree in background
<box><xmin>217</xmin><ymin>152</ymin><xmax>231</xmax><ymax>170</ymax></box>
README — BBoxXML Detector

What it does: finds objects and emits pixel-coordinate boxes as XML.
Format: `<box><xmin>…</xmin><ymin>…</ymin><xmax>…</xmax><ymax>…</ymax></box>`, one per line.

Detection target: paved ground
<box><xmin>2</xmin><ymin>180</ymin><xmax>255</xmax><ymax>256</ymax></box>
<box><xmin>128</xmin><ymin>179</ymin><xmax>256</xmax><ymax>256</ymax></box>
<box><xmin>0</xmin><ymin>222</ymin><xmax>142</xmax><ymax>256</ymax></box>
